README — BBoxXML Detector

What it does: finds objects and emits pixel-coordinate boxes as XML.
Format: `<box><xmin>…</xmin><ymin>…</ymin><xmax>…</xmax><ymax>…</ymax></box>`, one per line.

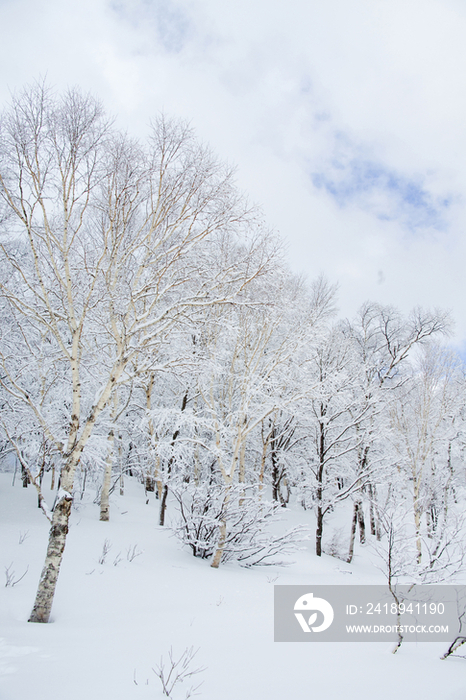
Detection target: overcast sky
<box><xmin>2</xmin><ymin>0</ymin><xmax>466</xmax><ymax>346</ymax></box>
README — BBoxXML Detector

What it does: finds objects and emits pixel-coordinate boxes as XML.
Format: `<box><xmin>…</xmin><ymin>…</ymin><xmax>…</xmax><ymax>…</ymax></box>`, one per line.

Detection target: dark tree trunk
<box><xmin>271</xmin><ymin>429</ymin><xmax>279</xmax><ymax>502</ymax></box>
<box><xmin>159</xmin><ymin>483</ymin><xmax>169</xmax><ymax>526</ymax></box>
<box><xmin>357</xmin><ymin>499</ymin><xmax>366</xmax><ymax>544</ymax></box>
<box><xmin>368</xmin><ymin>482</ymin><xmax>376</xmax><ymax>536</ymax></box>
<box><xmin>316</xmin><ymin>499</ymin><xmax>323</xmax><ymax>557</ymax></box>
<box><xmin>159</xmin><ymin>390</ymin><xmax>188</xmax><ymax>526</ymax></box>
<box><xmin>315</xmin><ymin>409</ymin><xmax>325</xmax><ymax>557</ymax></box>
<box><xmin>347</xmin><ymin>501</ymin><xmax>359</xmax><ymax>563</ymax></box>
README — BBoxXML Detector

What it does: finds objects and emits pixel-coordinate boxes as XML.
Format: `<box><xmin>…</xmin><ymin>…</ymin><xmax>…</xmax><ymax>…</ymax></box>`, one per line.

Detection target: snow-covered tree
<box><xmin>0</xmin><ymin>82</ymin><xmax>274</xmax><ymax>622</ymax></box>
<box><xmin>341</xmin><ymin>303</ymin><xmax>452</xmax><ymax>559</ymax></box>
<box><xmin>390</xmin><ymin>343</ymin><xmax>464</xmax><ymax>566</ymax></box>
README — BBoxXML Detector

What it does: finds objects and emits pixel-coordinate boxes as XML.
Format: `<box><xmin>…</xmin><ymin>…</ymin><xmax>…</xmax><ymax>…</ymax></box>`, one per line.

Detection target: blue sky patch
<box><xmin>311</xmin><ymin>133</ymin><xmax>453</xmax><ymax>231</ymax></box>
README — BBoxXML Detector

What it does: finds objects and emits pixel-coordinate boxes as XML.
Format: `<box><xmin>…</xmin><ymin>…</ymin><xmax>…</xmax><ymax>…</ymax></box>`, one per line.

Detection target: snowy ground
<box><xmin>1</xmin><ymin>473</ymin><xmax>465</xmax><ymax>700</ymax></box>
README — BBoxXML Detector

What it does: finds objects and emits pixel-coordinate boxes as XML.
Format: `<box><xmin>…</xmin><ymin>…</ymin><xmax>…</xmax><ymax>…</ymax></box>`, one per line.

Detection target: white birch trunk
<box><xmin>100</xmin><ymin>392</ymin><xmax>118</xmax><ymax>521</ymax></box>
<box><xmin>100</xmin><ymin>428</ymin><xmax>115</xmax><ymax>522</ymax></box>
<box><xmin>28</xmin><ymin>491</ymin><xmax>73</xmax><ymax>623</ymax></box>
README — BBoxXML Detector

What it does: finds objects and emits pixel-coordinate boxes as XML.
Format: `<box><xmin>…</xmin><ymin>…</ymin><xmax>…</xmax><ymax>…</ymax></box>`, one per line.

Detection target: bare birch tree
<box><xmin>342</xmin><ymin>303</ymin><xmax>452</xmax><ymax>560</ymax></box>
<box><xmin>0</xmin><ymin>82</ymin><xmax>271</xmax><ymax>622</ymax></box>
<box><xmin>390</xmin><ymin>343</ymin><xmax>462</xmax><ymax>564</ymax></box>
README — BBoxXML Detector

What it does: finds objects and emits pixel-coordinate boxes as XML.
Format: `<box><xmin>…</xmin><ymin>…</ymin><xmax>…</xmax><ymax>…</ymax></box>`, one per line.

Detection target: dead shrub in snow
<box><xmin>171</xmin><ymin>482</ymin><xmax>308</xmax><ymax>567</ymax></box>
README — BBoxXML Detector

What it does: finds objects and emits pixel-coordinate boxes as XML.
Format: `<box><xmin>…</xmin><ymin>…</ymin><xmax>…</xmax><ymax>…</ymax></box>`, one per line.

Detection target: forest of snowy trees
<box><xmin>1</xmin><ymin>84</ymin><xmax>465</xmax><ymax>625</ymax></box>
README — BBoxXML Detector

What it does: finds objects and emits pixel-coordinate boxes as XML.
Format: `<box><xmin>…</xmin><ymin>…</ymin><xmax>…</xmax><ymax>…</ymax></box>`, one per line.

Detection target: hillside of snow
<box><xmin>1</xmin><ymin>472</ymin><xmax>465</xmax><ymax>700</ymax></box>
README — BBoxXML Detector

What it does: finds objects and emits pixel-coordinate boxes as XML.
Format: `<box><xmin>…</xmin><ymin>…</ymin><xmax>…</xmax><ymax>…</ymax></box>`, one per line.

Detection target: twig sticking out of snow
<box><xmin>18</xmin><ymin>530</ymin><xmax>29</xmax><ymax>545</ymax></box>
<box><xmin>126</xmin><ymin>544</ymin><xmax>143</xmax><ymax>562</ymax></box>
<box><xmin>98</xmin><ymin>539</ymin><xmax>112</xmax><ymax>565</ymax></box>
<box><xmin>4</xmin><ymin>563</ymin><xmax>29</xmax><ymax>587</ymax></box>
<box><xmin>152</xmin><ymin>646</ymin><xmax>206</xmax><ymax>698</ymax></box>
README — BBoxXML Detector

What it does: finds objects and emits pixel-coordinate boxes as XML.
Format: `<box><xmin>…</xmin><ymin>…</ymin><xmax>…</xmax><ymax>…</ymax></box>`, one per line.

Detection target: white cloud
<box><xmin>1</xmin><ymin>0</ymin><xmax>466</xmax><ymax>343</ymax></box>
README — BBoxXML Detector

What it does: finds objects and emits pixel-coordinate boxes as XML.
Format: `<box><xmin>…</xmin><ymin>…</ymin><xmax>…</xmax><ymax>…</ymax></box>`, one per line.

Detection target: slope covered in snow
<box><xmin>1</xmin><ymin>473</ymin><xmax>465</xmax><ymax>700</ymax></box>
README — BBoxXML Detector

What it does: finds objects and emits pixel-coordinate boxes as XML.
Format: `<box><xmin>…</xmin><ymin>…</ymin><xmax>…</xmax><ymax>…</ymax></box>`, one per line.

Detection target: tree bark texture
<box><xmin>28</xmin><ymin>494</ymin><xmax>73</xmax><ymax>623</ymax></box>
<box><xmin>347</xmin><ymin>501</ymin><xmax>359</xmax><ymax>563</ymax></box>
